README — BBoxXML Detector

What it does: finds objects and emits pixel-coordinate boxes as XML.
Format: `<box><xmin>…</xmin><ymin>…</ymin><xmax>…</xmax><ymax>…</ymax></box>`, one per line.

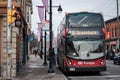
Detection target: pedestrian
<box><xmin>109</xmin><ymin>49</ymin><xmax>115</xmax><ymax>60</ymax></box>
<box><xmin>40</xmin><ymin>50</ymin><xmax>43</xmax><ymax>59</ymax></box>
<box><xmin>33</xmin><ymin>48</ymin><xmax>35</xmax><ymax>55</ymax></box>
<box><xmin>35</xmin><ymin>49</ymin><xmax>38</xmax><ymax>57</ymax></box>
<box><xmin>115</xmin><ymin>48</ymin><xmax>120</xmax><ymax>57</ymax></box>
<box><xmin>33</xmin><ymin>47</ymin><xmax>38</xmax><ymax>57</ymax></box>
<box><xmin>52</xmin><ymin>48</ymin><xmax>56</xmax><ymax>65</ymax></box>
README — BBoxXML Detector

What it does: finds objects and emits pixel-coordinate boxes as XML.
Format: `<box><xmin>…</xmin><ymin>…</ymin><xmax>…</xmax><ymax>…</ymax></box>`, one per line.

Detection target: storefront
<box><xmin>105</xmin><ymin>38</ymin><xmax>119</xmax><ymax>51</ymax></box>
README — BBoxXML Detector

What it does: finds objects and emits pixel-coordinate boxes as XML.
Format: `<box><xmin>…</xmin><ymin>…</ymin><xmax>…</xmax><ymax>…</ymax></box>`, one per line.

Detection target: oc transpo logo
<box><xmin>78</xmin><ymin>61</ymin><xmax>95</xmax><ymax>65</ymax></box>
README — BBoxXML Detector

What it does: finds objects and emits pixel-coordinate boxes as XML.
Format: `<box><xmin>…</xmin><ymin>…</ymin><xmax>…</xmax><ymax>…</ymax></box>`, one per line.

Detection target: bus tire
<box><xmin>63</xmin><ymin>60</ymin><xmax>67</xmax><ymax>73</ymax></box>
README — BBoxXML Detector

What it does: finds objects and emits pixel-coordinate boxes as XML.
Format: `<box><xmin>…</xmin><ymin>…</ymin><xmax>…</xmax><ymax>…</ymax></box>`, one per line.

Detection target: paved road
<box><xmin>64</xmin><ymin>60</ymin><xmax>120</xmax><ymax>80</ymax></box>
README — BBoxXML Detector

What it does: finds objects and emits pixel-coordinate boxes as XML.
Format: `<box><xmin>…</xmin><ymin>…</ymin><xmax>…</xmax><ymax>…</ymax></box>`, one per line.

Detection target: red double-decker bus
<box><xmin>57</xmin><ymin>12</ymin><xmax>106</xmax><ymax>73</ymax></box>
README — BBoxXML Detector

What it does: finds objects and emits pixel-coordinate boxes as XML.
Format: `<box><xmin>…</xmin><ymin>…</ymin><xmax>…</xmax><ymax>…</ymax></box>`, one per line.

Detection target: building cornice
<box><xmin>0</xmin><ymin>1</ymin><xmax>20</xmax><ymax>8</ymax></box>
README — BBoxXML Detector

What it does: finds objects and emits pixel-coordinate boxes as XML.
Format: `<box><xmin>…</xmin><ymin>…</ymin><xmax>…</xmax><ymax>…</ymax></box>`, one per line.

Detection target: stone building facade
<box><xmin>0</xmin><ymin>0</ymin><xmax>33</xmax><ymax>79</ymax></box>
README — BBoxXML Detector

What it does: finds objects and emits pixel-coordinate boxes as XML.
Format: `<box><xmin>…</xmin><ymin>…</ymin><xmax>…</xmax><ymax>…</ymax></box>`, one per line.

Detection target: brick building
<box><xmin>105</xmin><ymin>17</ymin><xmax>120</xmax><ymax>51</ymax></box>
<box><xmin>0</xmin><ymin>0</ymin><xmax>33</xmax><ymax>79</ymax></box>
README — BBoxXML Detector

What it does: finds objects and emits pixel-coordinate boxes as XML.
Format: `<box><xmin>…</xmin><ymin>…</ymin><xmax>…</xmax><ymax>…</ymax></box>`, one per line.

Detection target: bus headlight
<box><xmin>100</xmin><ymin>58</ymin><xmax>105</xmax><ymax>64</ymax></box>
<box><xmin>67</xmin><ymin>59</ymin><xmax>72</xmax><ymax>65</ymax></box>
<box><xmin>101</xmin><ymin>61</ymin><xmax>104</xmax><ymax>64</ymax></box>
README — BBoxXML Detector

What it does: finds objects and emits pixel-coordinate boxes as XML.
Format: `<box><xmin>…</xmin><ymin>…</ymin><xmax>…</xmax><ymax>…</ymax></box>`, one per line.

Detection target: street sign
<box><xmin>42</xmin><ymin>20</ymin><xmax>49</xmax><ymax>31</ymax></box>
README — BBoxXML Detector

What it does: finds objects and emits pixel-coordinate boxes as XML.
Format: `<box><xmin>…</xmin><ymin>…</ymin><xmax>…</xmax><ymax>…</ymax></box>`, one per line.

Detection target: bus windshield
<box><xmin>66</xmin><ymin>38</ymin><xmax>105</xmax><ymax>59</ymax></box>
<box><xmin>68</xmin><ymin>13</ymin><xmax>103</xmax><ymax>27</ymax></box>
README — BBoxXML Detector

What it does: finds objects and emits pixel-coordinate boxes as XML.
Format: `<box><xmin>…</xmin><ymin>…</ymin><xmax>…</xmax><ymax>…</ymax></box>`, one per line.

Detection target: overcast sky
<box><xmin>31</xmin><ymin>0</ymin><xmax>118</xmax><ymax>37</ymax></box>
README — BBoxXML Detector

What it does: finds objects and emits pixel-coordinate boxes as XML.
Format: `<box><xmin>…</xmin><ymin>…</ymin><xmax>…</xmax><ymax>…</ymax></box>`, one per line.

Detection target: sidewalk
<box><xmin>14</xmin><ymin>55</ymin><xmax>67</xmax><ymax>80</ymax></box>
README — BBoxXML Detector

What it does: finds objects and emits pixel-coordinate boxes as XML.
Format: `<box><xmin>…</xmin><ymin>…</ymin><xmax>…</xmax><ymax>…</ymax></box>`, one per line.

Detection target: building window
<box><xmin>112</xmin><ymin>28</ymin><xmax>114</xmax><ymax>37</ymax></box>
<box><xmin>115</xmin><ymin>27</ymin><xmax>117</xmax><ymax>37</ymax></box>
<box><xmin>26</xmin><ymin>6</ymin><xmax>31</xmax><ymax>24</ymax></box>
<box><xmin>118</xmin><ymin>27</ymin><xmax>120</xmax><ymax>37</ymax></box>
<box><xmin>107</xmin><ymin>28</ymin><xmax>109</xmax><ymax>32</ymax></box>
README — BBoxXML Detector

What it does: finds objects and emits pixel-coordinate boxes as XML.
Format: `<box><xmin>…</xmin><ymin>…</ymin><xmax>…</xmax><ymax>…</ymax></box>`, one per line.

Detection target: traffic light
<box><xmin>15</xmin><ymin>12</ymin><xmax>22</xmax><ymax>27</ymax></box>
<box><xmin>7</xmin><ymin>9</ymin><xmax>16</xmax><ymax>25</ymax></box>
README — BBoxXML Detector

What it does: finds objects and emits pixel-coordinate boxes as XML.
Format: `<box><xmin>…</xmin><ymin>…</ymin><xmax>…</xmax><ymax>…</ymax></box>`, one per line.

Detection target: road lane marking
<box><xmin>68</xmin><ymin>75</ymin><xmax>120</xmax><ymax>79</ymax></box>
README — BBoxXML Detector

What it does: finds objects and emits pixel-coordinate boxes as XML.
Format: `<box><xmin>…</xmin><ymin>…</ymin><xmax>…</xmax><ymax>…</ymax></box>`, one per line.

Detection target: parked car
<box><xmin>113</xmin><ymin>54</ymin><xmax>120</xmax><ymax>65</ymax></box>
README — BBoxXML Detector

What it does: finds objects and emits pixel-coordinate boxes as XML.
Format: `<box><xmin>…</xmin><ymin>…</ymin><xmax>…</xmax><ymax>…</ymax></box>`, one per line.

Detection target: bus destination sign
<box><xmin>71</xmin><ymin>30</ymin><xmax>99</xmax><ymax>35</ymax></box>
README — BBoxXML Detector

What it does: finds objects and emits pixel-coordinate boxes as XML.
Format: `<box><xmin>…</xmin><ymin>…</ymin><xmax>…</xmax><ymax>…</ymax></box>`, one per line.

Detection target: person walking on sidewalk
<box><xmin>33</xmin><ymin>47</ymin><xmax>38</xmax><ymax>57</ymax></box>
<box><xmin>39</xmin><ymin>50</ymin><xmax>43</xmax><ymax>59</ymax></box>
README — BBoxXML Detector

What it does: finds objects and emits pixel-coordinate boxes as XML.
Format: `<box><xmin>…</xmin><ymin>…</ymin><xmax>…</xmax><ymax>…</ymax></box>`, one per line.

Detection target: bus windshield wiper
<box><xmin>77</xmin><ymin>16</ymin><xmax>88</xmax><ymax>24</ymax></box>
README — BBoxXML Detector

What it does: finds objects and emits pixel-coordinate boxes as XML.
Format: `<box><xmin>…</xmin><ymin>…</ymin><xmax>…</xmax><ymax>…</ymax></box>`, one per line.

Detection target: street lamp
<box><xmin>43</xmin><ymin>31</ymin><xmax>47</xmax><ymax>65</ymax></box>
<box><xmin>57</xmin><ymin>5</ymin><xmax>63</xmax><ymax>13</ymax></box>
<box><xmin>40</xmin><ymin>29</ymin><xmax>43</xmax><ymax>59</ymax></box>
<box><xmin>48</xmin><ymin>0</ymin><xmax>62</xmax><ymax>73</ymax></box>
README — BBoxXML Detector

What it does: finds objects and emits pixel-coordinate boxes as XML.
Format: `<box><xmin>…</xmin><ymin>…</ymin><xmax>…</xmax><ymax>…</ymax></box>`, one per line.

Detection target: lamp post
<box><xmin>48</xmin><ymin>0</ymin><xmax>62</xmax><ymax>73</ymax></box>
<box><xmin>43</xmin><ymin>31</ymin><xmax>47</xmax><ymax>65</ymax></box>
<box><xmin>40</xmin><ymin>29</ymin><xmax>43</xmax><ymax>59</ymax></box>
<box><xmin>43</xmin><ymin>9</ymin><xmax>48</xmax><ymax>65</ymax></box>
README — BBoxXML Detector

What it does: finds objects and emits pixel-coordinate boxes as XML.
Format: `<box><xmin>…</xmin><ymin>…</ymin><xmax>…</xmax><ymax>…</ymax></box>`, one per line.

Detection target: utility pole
<box><xmin>117</xmin><ymin>0</ymin><xmax>119</xmax><ymax>22</ymax></box>
<box><xmin>116</xmin><ymin>0</ymin><xmax>120</xmax><ymax>49</ymax></box>
<box><xmin>6</xmin><ymin>0</ymin><xmax>13</xmax><ymax>79</ymax></box>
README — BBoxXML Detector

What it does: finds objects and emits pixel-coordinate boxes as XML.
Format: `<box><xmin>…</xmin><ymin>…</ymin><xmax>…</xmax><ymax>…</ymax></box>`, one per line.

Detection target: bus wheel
<box><xmin>63</xmin><ymin>61</ymin><xmax>67</xmax><ymax>73</ymax></box>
